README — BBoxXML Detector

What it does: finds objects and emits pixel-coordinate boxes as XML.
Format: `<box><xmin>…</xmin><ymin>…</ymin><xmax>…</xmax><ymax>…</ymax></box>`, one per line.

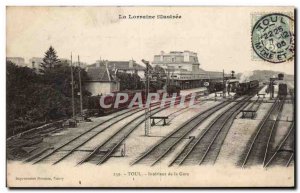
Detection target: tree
<box><xmin>132</xmin><ymin>73</ymin><xmax>142</xmax><ymax>89</ymax></box>
<box><xmin>116</xmin><ymin>71</ymin><xmax>143</xmax><ymax>91</ymax></box>
<box><xmin>116</xmin><ymin>72</ymin><xmax>131</xmax><ymax>90</ymax></box>
<box><xmin>40</xmin><ymin>46</ymin><xmax>60</xmax><ymax>73</ymax></box>
<box><xmin>6</xmin><ymin>59</ymin><xmax>91</xmax><ymax>137</ymax></box>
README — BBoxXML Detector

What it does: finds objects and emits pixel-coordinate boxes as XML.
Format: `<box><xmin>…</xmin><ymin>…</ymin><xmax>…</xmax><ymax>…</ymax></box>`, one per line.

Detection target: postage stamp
<box><xmin>251</xmin><ymin>13</ymin><xmax>295</xmax><ymax>63</ymax></box>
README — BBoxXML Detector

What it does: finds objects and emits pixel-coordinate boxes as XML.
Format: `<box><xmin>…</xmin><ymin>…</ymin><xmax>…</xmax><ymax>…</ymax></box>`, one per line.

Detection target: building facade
<box><xmin>152</xmin><ymin>50</ymin><xmax>226</xmax><ymax>89</ymax></box>
<box><xmin>29</xmin><ymin>57</ymin><xmax>43</xmax><ymax>72</ymax></box>
<box><xmin>153</xmin><ymin>50</ymin><xmax>200</xmax><ymax>73</ymax></box>
<box><xmin>152</xmin><ymin>51</ymin><xmax>206</xmax><ymax>89</ymax></box>
<box><xmin>6</xmin><ymin>57</ymin><xmax>26</xmax><ymax>67</ymax></box>
<box><xmin>85</xmin><ymin>66</ymin><xmax>120</xmax><ymax>95</ymax></box>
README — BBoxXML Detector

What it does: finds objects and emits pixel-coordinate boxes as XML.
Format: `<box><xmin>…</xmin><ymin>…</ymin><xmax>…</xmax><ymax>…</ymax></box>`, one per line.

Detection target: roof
<box><xmin>206</xmin><ymin>71</ymin><xmax>223</xmax><ymax>79</ymax></box>
<box><xmin>108</xmin><ymin>61</ymin><xmax>145</xmax><ymax>70</ymax></box>
<box><xmin>198</xmin><ymin>68</ymin><xmax>228</xmax><ymax>79</ymax></box>
<box><xmin>86</xmin><ymin>67</ymin><xmax>116</xmax><ymax>82</ymax></box>
<box><xmin>198</xmin><ymin>68</ymin><xmax>207</xmax><ymax>74</ymax></box>
<box><xmin>89</xmin><ymin>60</ymin><xmax>145</xmax><ymax>71</ymax></box>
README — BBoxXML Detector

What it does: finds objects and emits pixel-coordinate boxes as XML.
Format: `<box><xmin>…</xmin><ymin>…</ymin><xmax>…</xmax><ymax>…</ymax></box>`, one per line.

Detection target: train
<box><xmin>86</xmin><ymin>85</ymin><xmax>181</xmax><ymax>117</ymax></box>
<box><xmin>166</xmin><ymin>85</ymin><xmax>181</xmax><ymax>96</ymax></box>
<box><xmin>206</xmin><ymin>81</ymin><xmax>224</xmax><ymax>93</ymax></box>
<box><xmin>205</xmin><ymin>79</ymin><xmax>246</xmax><ymax>94</ymax></box>
<box><xmin>236</xmin><ymin>80</ymin><xmax>259</xmax><ymax>95</ymax></box>
<box><xmin>87</xmin><ymin>89</ymin><xmax>151</xmax><ymax>116</ymax></box>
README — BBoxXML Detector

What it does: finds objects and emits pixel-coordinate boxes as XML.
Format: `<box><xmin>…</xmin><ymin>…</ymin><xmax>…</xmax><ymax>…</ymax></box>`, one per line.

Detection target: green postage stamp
<box><xmin>251</xmin><ymin>12</ymin><xmax>294</xmax><ymax>63</ymax></box>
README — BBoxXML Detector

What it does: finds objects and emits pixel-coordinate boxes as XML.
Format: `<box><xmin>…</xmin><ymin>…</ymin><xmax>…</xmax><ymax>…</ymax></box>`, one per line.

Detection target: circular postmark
<box><xmin>252</xmin><ymin>13</ymin><xmax>294</xmax><ymax>63</ymax></box>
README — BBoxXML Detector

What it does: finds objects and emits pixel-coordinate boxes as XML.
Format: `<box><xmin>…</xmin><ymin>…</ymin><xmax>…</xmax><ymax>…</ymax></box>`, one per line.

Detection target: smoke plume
<box><xmin>239</xmin><ymin>71</ymin><xmax>254</xmax><ymax>83</ymax></box>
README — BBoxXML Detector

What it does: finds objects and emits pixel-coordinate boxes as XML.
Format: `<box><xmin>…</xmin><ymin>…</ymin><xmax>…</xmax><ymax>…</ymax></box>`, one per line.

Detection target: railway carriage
<box><xmin>249</xmin><ymin>80</ymin><xmax>259</xmax><ymax>88</ymax></box>
<box><xmin>236</xmin><ymin>80</ymin><xmax>259</xmax><ymax>95</ymax></box>
<box><xmin>236</xmin><ymin>82</ymin><xmax>249</xmax><ymax>95</ymax></box>
<box><xmin>87</xmin><ymin>88</ymin><xmax>167</xmax><ymax>116</ymax></box>
<box><xmin>166</xmin><ymin>85</ymin><xmax>181</xmax><ymax>96</ymax></box>
<box><xmin>206</xmin><ymin>81</ymin><xmax>224</xmax><ymax>93</ymax></box>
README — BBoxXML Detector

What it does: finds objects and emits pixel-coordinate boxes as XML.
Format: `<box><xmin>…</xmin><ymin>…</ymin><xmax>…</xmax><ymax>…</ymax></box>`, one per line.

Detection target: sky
<box><xmin>6</xmin><ymin>6</ymin><xmax>294</xmax><ymax>74</ymax></box>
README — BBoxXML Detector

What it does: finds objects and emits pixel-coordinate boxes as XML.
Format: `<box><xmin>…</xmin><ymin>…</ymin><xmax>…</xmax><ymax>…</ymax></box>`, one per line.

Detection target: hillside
<box><xmin>236</xmin><ymin>70</ymin><xmax>294</xmax><ymax>82</ymax></box>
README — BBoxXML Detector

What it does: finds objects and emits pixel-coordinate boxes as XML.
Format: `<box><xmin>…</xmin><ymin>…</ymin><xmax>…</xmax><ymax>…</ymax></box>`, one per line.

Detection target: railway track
<box><xmin>264</xmin><ymin>122</ymin><xmax>294</xmax><ymax>167</ymax></box>
<box><xmin>27</xmin><ymin>92</ymin><xmax>203</xmax><ymax>165</ymax></box>
<box><xmin>131</xmin><ymin>96</ymin><xmax>250</xmax><ymax>166</ymax></box>
<box><xmin>150</xmin><ymin>92</ymin><xmax>219</xmax><ymax>127</ymax></box>
<box><xmin>25</xmin><ymin>95</ymin><xmax>186</xmax><ymax>164</ymax></box>
<box><xmin>264</xmin><ymin>91</ymin><xmax>295</xmax><ymax>168</ymax></box>
<box><xmin>169</xmin><ymin>96</ymin><xmax>252</xmax><ymax>166</ymax></box>
<box><xmin>76</xmin><ymin>96</ymin><xmax>204</xmax><ymax>165</ymax></box>
<box><xmin>248</xmin><ymin>97</ymin><xmax>263</xmax><ymax>111</ymax></box>
<box><xmin>240</xmin><ymin>98</ymin><xmax>285</xmax><ymax>167</ymax></box>
<box><xmin>26</xmin><ymin>107</ymin><xmax>142</xmax><ymax>164</ymax></box>
<box><xmin>154</xmin><ymin>100</ymin><xmax>209</xmax><ymax>126</ymax></box>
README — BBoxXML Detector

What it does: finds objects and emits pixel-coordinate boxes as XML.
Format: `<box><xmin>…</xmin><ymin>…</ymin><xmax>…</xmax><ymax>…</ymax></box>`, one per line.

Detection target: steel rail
<box><xmin>264</xmin><ymin>122</ymin><xmax>294</xmax><ymax>167</ymax></box>
<box><xmin>175</xmin><ymin>97</ymin><xmax>251</xmax><ymax>166</ymax></box>
<box><xmin>149</xmin><ymin>101</ymin><xmax>235</xmax><ymax>166</ymax></box>
<box><xmin>96</xmin><ymin>95</ymin><xmax>207</xmax><ymax>166</ymax></box>
<box><xmin>198</xmin><ymin>99</ymin><xmax>250</xmax><ymax>165</ymax></box>
<box><xmin>241</xmin><ymin>98</ymin><xmax>279</xmax><ymax>168</ymax></box>
<box><xmin>77</xmin><ymin>95</ymin><xmax>196</xmax><ymax>165</ymax></box>
<box><xmin>31</xmin><ymin>95</ymin><xmax>190</xmax><ymax>164</ymax></box>
<box><xmin>263</xmin><ymin>98</ymin><xmax>285</xmax><ymax>166</ymax></box>
<box><xmin>286</xmin><ymin>153</ymin><xmax>294</xmax><ymax>167</ymax></box>
<box><xmin>131</xmin><ymin>97</ymin><xmax>237</xmax><ymax>166</ymax></box>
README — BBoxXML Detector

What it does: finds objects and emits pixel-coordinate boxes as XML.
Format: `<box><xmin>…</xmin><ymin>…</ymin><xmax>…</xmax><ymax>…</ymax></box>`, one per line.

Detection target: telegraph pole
<box><xmin>222</xmin><ymin>69</ymin><xmax>226</xmax><ymax>98</ymax></box>
<box><xmin>142</xmin><ymin>59</ymin><xmax>150</xmax><ymax>136</ymax></box>
<box><xmin>71</xmin><ymin>53</ymin><xmax>75</xmax><ymax>119</ymax></box>
<box><xmin>78</xmin><ymin>55</ymin><xmax>83</xmax><ymax>115</ymax></box>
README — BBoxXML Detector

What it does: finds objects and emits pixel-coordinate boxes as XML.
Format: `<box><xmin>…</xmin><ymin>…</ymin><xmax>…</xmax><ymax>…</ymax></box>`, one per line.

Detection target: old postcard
<box><xmin>6</xmin><ymin>6</ymin><xmax>295</xmax><ymax>187</ymax></box>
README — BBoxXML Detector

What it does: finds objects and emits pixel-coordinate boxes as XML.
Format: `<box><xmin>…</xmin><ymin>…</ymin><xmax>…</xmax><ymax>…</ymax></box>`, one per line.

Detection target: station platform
<box><xmin>257</xmin><ymin>85</ymin><xmax>278</xmax><ymax>99</ymax></box>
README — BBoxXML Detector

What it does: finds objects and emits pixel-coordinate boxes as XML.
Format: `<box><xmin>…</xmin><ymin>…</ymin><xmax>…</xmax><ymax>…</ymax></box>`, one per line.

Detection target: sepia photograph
<box><xmin>5</xmin><ymin>6</ymin><xmax>295</xmax><ymax>187</ymax></box>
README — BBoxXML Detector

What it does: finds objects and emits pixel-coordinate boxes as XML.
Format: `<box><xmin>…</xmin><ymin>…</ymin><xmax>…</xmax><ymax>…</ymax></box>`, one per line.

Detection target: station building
<box><xmin>152</xmin><ymin>50</ymin><xmax>224</xmax><ymax>89</ymax></box>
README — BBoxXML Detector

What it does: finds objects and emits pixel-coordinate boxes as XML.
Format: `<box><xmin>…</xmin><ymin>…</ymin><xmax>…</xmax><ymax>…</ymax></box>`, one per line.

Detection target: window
<box><xmin>171</xmin><ymin>57</ymin><xmax>175</xmax><ymax>62</ymax></box>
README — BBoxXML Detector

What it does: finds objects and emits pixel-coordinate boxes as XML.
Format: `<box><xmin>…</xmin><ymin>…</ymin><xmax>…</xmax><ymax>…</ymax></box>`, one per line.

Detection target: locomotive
<box><xmin>236</xmin><ymin>80</ymin><xmax>259</xmax><ymax>95</ymax></box>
